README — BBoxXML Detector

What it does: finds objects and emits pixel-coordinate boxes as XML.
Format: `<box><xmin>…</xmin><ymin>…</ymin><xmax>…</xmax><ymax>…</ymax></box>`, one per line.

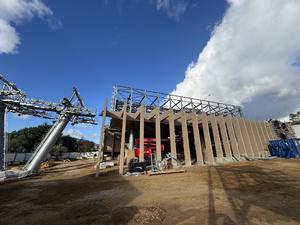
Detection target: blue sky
<box><xmin>0</xmin><ymin>0</ymin><xmax>227</xmax><ymax>142</ymax></box>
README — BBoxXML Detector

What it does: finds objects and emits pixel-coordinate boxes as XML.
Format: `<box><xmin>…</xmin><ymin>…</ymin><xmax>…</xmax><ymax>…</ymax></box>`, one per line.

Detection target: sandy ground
<box><xmin>0</xmin><ymin>158</ymin><xmax>299</xmax><ymax>225</ymax></box>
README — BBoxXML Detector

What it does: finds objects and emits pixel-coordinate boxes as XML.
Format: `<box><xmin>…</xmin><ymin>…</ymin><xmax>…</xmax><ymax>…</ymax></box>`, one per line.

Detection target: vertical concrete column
<box><xmin>225</xmin><ymin>117</ymin><xmax>240</xmax><ymax>158</ymax></box>
<box><xmin>155</xmin><ymin>109</ymin><xmax>162</xmax><ymax>161</ymax></box>
<box><xmin>246</xmin><ymin>120</ymin><xmax>259</xmax><ymax>157</ymax></box>
<box><xmin>262</xmin><ymin>122</ymin><xmax>271</xmax><ymax>141</ymax></box>
<box><xmin>201</xmin><ymin>114</ymin><xmax>214</xmax><ymax>164</ymax></box>
<box><xmin>168</xmin><ymin>109</ymin><xmax>177</xmax><ymax>167</ymax></box>
<box><xmin>262</xmin><ymin>122</ymin><xmax>271</xmax><ymax>156</ymax></box>
<box><xmin>129</xmin><ymin>129</ymin><xmax>134</xmax><ymax>151</ymax></box>
<box><xmin>139</xmin><ymin>106</ymin><xmax>145</xmax><ymax>162</ymax></box>
<box><xmin>245</xmin><ymin>120</ymin><xmax>258</xmax><ymax>157</ymax></box>
<box><xmin>119</xmin><ymin>104</ymin><xmax>127</xmax><ymax>175</ymax></box>
<box><xmin>257</xmin><ymin>121</ymin><xmax>268</xmax><ymax>155</ymax></box>
<box><xmin>258</xmin><ymin>121</ymin><xmax>268</xmax><ymax>146</ymax></box>
<box><xmin>96</xmin><ymin>99</ymin><xmax>107</xmax><ymax>177</ymax></box>
<box><xmin>217</xmin><ymin>116</ymin><xmax>232</xmax><ymax>158</ymax></box>
<box><xmin>192</xmin><ymin>112</ymin><xmax>203</xmax><ymax>165</ymax></box>
<box><xmin>181</xmin><ymin>112</ymin><xmax>191</xmax><ymax>167</ymax></box>
<box><xmin>232</xmin><ymin>118</ymin><xmax>247</xmax><ymax>157</ymax></box>
<box><xmin>0</xmin><ymin>103</ymin><xmax>6</xmax><ymax>171</ymax></box>
<box><xmin>249</xmin><ymin>121</ymin><xmax>263</xmax><ymax>157</ymax></box>
<box><xmin>267</xmin><ymin>123</ymin><xmax>277</xmax><ymax>140</ymax></box>
<box><xmin>240</xmin><ymin>119</ymin><xmax>254</xmax><ymax>157</ymax></box>
<box><xmin>254</xmin><ymin>121</ymin><xmax>265</xmax><ymax>156</ymax></box>
<box><xmin>209</xmin><ymin>115</ymin><xmax>223</xmax><ymax>159</ymax></box>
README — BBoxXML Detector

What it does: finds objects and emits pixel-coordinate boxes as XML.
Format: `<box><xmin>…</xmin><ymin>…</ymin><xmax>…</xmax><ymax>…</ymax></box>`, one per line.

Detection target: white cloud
<box><xmin>63</xmin><ymin>128</ymin><xmax>84</xmax><ymax>139</ymax></box>
<box><xmin>0</xmin><ymin>0</ymin><xmax>52</xmax><ymax>54</ymax></box>
<box><xmin>155</xmin><ymin>0</ymin><xmax>188</xmax><ymax>20</ymax></box>
<box><xmin>173</xmin><ymin>0</ymin><xmax>300</xmax><ymax>120</ymax></box>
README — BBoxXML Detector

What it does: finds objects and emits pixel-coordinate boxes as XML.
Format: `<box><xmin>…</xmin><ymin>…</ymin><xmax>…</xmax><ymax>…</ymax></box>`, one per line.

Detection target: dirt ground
<box><xmin>0</xmin><ymin>158</ymin><xmax>299</xmax><ymax>225</ymax></box>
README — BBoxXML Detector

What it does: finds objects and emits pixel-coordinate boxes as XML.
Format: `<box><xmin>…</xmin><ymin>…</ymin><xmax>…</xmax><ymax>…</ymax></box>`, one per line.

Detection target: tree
<box><xmin>51</xmin><ymin>144</ymin><xmax>68</xmax><ymax>160</ymax></box>
<box><xmin>7</xmin><ymin>123</ymin><xmax>96</xmax><ymax>153</ymax></box>
<box><xmin>290</xmin><ymin>111</ymin><xmax>300</xmax><ymax>125</ymax></box>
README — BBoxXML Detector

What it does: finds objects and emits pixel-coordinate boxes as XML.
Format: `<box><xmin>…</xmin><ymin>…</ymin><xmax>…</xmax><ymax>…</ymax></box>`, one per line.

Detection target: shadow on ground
<box><xmin>207</xmin><ymin>163</ymin><xmax>300</xmax><ymax>225</ymax></box>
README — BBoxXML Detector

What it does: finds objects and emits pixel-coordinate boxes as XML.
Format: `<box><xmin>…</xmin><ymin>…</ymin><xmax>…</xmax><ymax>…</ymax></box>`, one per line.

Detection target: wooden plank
<box><xmin>148</xmin><ymin>169</ymin><xmax>186</xmax><ymax>176</ymax></box>
<box><xmin>200</xmin><ymin>114</ymin><xmax>214</xmax><ymax>164</ymax></box>
<box><xmin>181</xmin><ymin>112</ymin><xmax>191</xmax><ymax>166</ymax></box>
<box><xmin>192</xmin><ymin>112</ymin><xmax>204</xmax><ymax>165</ymax></box>
<box><xmin>209</xmin><ymin>115</ymin><xmax>223</xmax><ymax>159</ymax></box>
<box><xmin>155</xmin><ymin>108</ymin><xmax>162</xmax><ymax>161</ymax></box>
<box><xmin>217</xmin><ymin>116</ymin><xmax>232</xmax><ymax>158</ymax></box>
<box><xmin>224</xmin><ymin>117</ymin><xmax>240</xmax><ymax>158</ymax></box>
<box><xmin>119</xmin><ymin>103</ymin><xmax>127</xmax><ymax>175</ymax></box>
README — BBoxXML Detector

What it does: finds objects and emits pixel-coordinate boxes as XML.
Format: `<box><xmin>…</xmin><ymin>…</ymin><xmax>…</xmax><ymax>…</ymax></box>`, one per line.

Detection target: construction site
<box><xmin>0</xmin><ymin>75</ymin><xmax>299</xmax><ymax>225</ymax></box>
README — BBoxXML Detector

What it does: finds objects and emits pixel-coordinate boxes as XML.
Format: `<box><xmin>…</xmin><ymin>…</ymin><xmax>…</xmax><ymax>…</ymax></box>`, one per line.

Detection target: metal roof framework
<box><xmin>111</xmin><ymin>85</ymin><xmax>243</xmax><ymax>117</ymax></box>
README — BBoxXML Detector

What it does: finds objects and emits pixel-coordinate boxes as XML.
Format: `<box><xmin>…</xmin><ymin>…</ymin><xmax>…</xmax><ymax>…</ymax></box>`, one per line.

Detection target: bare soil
<box><xmin>0</xmin><ymin>158</ymin><xmax>299</xmax><ymax>225</ymax></box>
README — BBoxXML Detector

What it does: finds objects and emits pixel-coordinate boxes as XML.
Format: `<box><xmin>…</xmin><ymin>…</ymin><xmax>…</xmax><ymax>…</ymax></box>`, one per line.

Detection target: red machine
<box><xmin>134</xmin><ymin>138</ymin><xmax>165</xmax><ymax>158</ymax></box>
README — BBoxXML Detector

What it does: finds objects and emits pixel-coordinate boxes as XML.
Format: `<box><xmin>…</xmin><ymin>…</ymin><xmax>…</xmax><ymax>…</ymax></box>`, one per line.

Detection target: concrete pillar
<box><xmin>201</xmin><ymin>114</ymin><xmax>214</xmax><ymax>164</ymax></box>
<box><xmin>181</xmin><ymin>112</ymin><xmax>191</xmax><ymax>167</ymax></box>
<box><xmin>253</xmin><ymin>121</ymin><xmax>265</xmax><ymax>156</ymax></box>
<box><xmin>244</xmin><ymin>120</ymin><xmax>258</xmax><ymax>157</ymax></box>
<box><xmin>209</xmin><ymin>115</ymin><xmax>223</xmax><ymax>159</ymax></box>
<box><xmin>232</xmin><ymin>118</ymin><xmax>247</xmax><ymax>157</ymax></box>
<box><xmin>168</xmin><ymin>109</ymin><xmax>177</xmax><ymax>167</ymax></box>
<box><xmin>224</xmin><ymin>117</ymin><xmax>240</xmax><ymax>158</ymax></box>
<box><xmin>256</xmin><ymin>121</ymin><xmax>268</xmax><ymax>155</ymax></box>
<box><xmin>129</xmin><ymin>129</ymin><xmax>134</xmax><ymax>151</ymax></box>
<box><xmin>119</xmin><ymin>104</ymin><xmax>127</xmax><ymax>175</ymax></box>
<box><xmin>155</xmin><ymin>109</ymin><xmax>162</xmax><ymax>161</ymax></box>
<box><xmin>96</xmin><ymin>99</ymin><xmax>107</xmax><ymax>177</ymax></box>
<box><xmin>267</xmin><ymin>123</ymin><xmax>277</xmax><ymax>140</ymax></box>
<box><xmin>0</xmin><ymin>103</ymin><xmax>6</xmax><ymax>171</ymax></box>
<box><xmin>251</xmin><ymin>121</ymin><xmax>264</xmax><ymax>157</ymax></box>
<box><xmin>139</xmin><ymin>106</ymin><xmax>144</xmax><ymax>162</ymax></box>
<box><xmin>192</xmin><ymin>112</ymin><xmax>204</xmax><ymax>165</ymax></box>
<box><xmin>258</xmin><ymin>121</ymin><xmax>268</xmax><ymax>146</ymax></box>
<box><xmin>246</xmin><ymin>120</ymin><xmax>259</xmax><ymax>157</ymax></box>
<box><xmin>262</xmin><ymin>122</ymin><xmax>271</xmax><ymax>156</ymax></box>
<box><xmin>240</xmin><ymin>119</ymin><xmax>254</xmax><ymax>157</ymax></box>
<box><xmin>217</xmin><ymin>116</ymin><xmax>232</xmax><ymax>158</ymax></box>
<box><xmin>262</xmin><ymin>122</ymin><xmax>271</xmax><ymax>141</ymax></box>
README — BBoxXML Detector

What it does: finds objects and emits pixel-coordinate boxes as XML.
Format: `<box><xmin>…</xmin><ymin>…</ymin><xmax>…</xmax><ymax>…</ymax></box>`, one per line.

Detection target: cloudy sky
<box><xmin>1</xmin><ymin>0</ymin><xmax>299</xmax><ymax>142</ymax></box>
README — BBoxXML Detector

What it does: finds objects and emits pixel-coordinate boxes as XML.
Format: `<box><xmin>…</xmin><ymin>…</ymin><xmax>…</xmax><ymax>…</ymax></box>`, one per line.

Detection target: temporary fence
<box><xmin>5</xmin><ymin>151</ymin><xmax>98</xmax><ymax>164</ymax></box>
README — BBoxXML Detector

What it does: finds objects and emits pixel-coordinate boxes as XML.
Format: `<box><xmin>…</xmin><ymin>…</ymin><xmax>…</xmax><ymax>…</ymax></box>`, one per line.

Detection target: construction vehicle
<box><xmin>134</xmin><ymin>138</ymin><xmax>165</xmax><ymax>159</ymax></box>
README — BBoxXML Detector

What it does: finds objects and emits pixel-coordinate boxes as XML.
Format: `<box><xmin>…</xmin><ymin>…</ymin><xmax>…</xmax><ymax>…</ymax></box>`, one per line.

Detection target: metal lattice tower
<box><xmin>0</xmin><ymin>74</ymin><xmax>96</xmax><ymax>171</ymax></box>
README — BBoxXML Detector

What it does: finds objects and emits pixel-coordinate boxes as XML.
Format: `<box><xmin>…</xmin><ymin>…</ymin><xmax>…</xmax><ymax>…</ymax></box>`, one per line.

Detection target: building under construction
<box><xmin>101</xmin><ymin>85</ymin><xmax>278</xmax><ymax>175</ymax></box>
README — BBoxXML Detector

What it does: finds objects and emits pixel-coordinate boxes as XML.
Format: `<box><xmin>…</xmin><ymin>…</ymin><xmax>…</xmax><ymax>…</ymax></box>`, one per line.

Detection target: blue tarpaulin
<box><xmin>269</xmin><ymin>139</ymin><xmax>300</xmax><ymax>158</ymax></box>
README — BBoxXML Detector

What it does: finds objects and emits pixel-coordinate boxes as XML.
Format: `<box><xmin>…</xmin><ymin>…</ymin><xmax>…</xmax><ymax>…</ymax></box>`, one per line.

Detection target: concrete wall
<box><xmin>5</xmin><ymin>151</ymin><xmax>98</xmax><ymax>164</ymax></box>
